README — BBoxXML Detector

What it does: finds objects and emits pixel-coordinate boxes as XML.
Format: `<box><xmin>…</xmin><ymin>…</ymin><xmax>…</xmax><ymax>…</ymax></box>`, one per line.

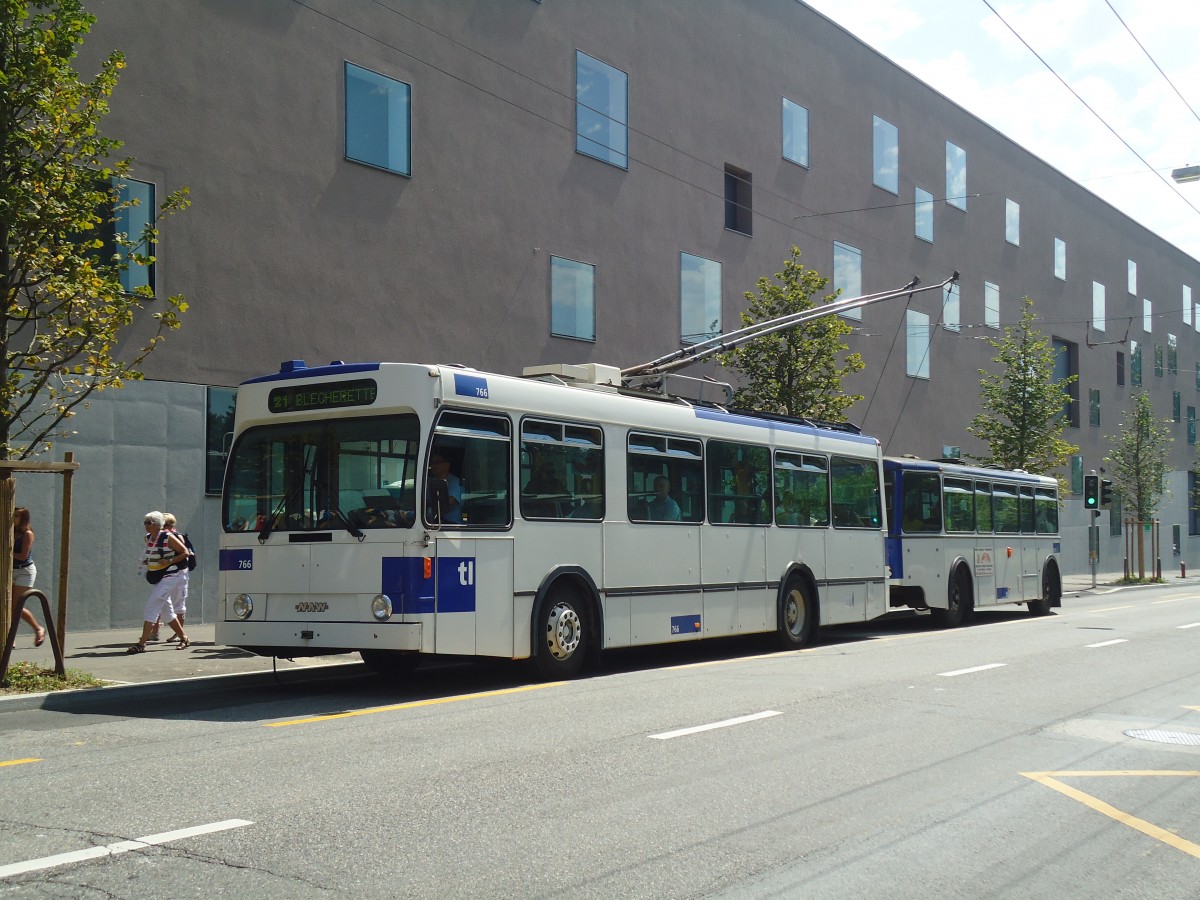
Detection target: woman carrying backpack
<box><xmin>129</xmin><ymin>510</ymin><xmax>190</xmax><ymax>654</ymax></box>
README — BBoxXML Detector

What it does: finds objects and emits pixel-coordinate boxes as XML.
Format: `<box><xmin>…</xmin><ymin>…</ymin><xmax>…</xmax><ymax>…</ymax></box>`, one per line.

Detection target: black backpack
<box><xmin>179</xmin><ymin>532</ymin><xmax>198</xmax><ymax>570</ymax></box>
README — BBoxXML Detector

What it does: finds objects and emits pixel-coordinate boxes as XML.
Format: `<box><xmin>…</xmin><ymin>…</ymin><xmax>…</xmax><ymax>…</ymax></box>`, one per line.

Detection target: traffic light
<box><xmin>1100</xmin><ymin>478</ymin><xmax>1113</xmax><ymax>508</ymax></box>
<box><xmin>1084</xmin><ymin>474</ymin><xmax>1099</xmax><ymax>510</ymax></box>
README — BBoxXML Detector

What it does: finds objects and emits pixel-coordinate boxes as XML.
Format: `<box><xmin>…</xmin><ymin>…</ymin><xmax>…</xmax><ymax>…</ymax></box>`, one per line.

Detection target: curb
<box><xmin>0</xmin><ymin>661</ymin><xmax>367</xmax><ymax>715</ymax></box>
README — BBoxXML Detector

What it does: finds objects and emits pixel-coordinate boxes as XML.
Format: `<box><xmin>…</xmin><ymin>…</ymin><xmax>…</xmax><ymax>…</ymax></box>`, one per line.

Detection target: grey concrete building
<box><xmin>23</xmin><ymin>0</ymin><xmax>1199</xmax><ymax>628</ymax></box>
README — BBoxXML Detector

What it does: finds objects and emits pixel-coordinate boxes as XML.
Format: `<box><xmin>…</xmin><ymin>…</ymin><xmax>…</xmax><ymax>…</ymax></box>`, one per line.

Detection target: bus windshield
<box><xmin>224</xmin><ymin>414</ymin><xmax>421</xmax><ymax>533</ymax></box>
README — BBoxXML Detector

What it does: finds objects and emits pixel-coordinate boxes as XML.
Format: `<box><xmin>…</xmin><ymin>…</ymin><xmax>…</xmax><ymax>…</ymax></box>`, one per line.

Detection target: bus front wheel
<box><xmin>776</xmin><ymin>576</ymin><xmax>816</xmax><ymax>649</ymax></box>
<box><xmin>933</xmin><ymin>565</ymin><xmax>971</xmax><ymax>628</ymax></box>
<box><xmin>534</xmin><ymin>586</ymin><xmax>588</xmax><ymax>679</ymax></box>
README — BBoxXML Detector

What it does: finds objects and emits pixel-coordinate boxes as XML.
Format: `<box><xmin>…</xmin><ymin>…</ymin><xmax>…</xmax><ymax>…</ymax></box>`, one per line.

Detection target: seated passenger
<box><xmin>646</xmin><ymin>476</ymin><xmax>681</xmax><ymax>521</ymax></box>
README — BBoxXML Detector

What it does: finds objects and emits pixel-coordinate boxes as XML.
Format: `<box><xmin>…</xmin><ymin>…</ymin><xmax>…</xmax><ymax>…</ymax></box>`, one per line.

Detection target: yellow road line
<box><xmin>1022</xmin><ymin>771</ymin><xmax>1200</xmax><ymax>859</ymax></box>
<box><xmin>1151</xmin><ymin>597</ymin><xmax>1192</xmax><ymax>604</ymax></box>
<box><xmin>0</xmin><ymin>758</ymin><xmax>41</xmax><ymax>768</ymax></box>
<box><xmin>1091</xmin><ymin>605</ymin><xmax>1135</xmax><ymax>612</ymax></box>
<box><xmin>265</xmin><ymin>682</ymin><xmax>565</xmax><ymax>727</ymax></box>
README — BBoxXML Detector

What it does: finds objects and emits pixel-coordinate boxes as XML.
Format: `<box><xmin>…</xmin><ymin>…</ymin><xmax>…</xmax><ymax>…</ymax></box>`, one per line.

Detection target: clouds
<box><xmin>804</xmin><ymin>0</ymin><xmax>1200</xmax><ymax>260</ymax></box>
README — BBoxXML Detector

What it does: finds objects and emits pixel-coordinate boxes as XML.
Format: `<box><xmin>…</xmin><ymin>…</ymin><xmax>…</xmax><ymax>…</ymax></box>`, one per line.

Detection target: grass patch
<box><xmin>1</xmin><ymin>661</ymin><xmax>107</xmax><ymax>694</ymax></box>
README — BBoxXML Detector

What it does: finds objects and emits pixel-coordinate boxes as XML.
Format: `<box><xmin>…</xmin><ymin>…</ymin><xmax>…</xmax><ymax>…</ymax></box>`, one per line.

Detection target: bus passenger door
<box><xmin>433</xmin><ymin>536</ymin><xmax>515</xmax><ymax>657</ymax></box>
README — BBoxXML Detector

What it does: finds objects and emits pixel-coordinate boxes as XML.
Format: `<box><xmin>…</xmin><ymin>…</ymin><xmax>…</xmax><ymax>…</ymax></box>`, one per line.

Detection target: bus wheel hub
<box><xmin>546</xmin><ymin>603</ymin><xmax>581</xmax><ymax>659</ymax></box>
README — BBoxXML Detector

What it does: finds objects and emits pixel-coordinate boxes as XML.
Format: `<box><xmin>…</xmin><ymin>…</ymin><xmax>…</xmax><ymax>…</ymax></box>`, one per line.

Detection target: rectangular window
<box><xmin>992</xmin><ymin>482</ymin><xmax>1019</xmax><ymax>534</ymax></box>
<box><xmin>1092</xmin><ymin>282</ymin><xmax>1106</xmax><ymax>332</ymax></box>
<box><xmin>1155</xmin><ymin>344</ymin><xmax>1163</xmax><ymax>378</ymax></box>
<box><xmin>1189</xmin><ymin>407</ymin><xmax>1196</xmax><ymax>446</ymax></box>
<box><xmin>1053</xmin><ymin>338</ymin><xmax>1079</xmax><ymax>427</ymax></box>
<box><xmin>724</xmin><ymin>164</ymin><xmax>752</xmax><ymax>235</ymax></box>
<box><xmin>943</xmin><ymin>477</ymin><xmax>975</xmax><ymax>533</ymax></box>
<box><xmin>519</xmin><ymin>419</ymin><xmax>604</xmax><ymax>521</ymax></box>
<box><xmin>1117</xmin><ymin>351</ymin><xmax>1125</xmax><ymax>386</ymax></box>
<box><xmin>1035</xmin><ymin>487</ymin><xmax>1059</xmax><ymax>534</ymax></box>
<box><xmin>1070</xmin><ymin>455</ymin><xmax>1083</xmax><ymax>494</ymax></box>
<box><xmin>1185</xmin><ymin>285</ymin><xmax>1193</xmax><ymax>327</ymax></box>
<box><xmin>1111</xmin><ymin>495</ymin><xmax>1123</xmax><ymax>536</ymax></box>
<box><xmin>345</xmin><ymin>62</ymin><xmax>411</xmax><ymax>176</ymax></box>
<box><xmin>900</xmin><ymin>472</ymin><xmax>942</xmax><ymax>533</ymax></box>
<box><xmin>707</xmin><ymin>441</ymin><xmax>770</xmax><ymax>525</ymax></box>
<box><xmin>945</xmin><ymin>141</ymin><xmax>967</xmax><ymax>210</ymax></box>
<box><xmin>943</xmin><ymin>282</ymin><xmax>960</xmax><ymax>332</ymax></box>
<box><xmin>1089</xmin><ymin>388</ymin><xmax>1100</xmax><ymax>426</ymax></box>
<box><xmin>984</xmin><ymin>281</ymin><xmax>999</xmax><ymax>328</ymax></box>
<box><xmin>1169</xmin><ymin>334</ymin><xmax>1178</xmax><ymax>374</ymax></box>
<box><xmin>1054</xmin><ymin>238</ymin><xmax>1066</xmax><ymax>280</ymax></box>
<box><xmin>782</xmin><ymin>98</ymin><xmax>809</xmax><ymax>167</ymax></box>
<box><xmin>1131</xmin><ymin>340</ymin><xmax>1142</xmax><ymax>386</ymax></box>
<box><xmin>774</xmin><ymin>451</ymin><xmax>829</xmax><ymax>527</ymax></box>
<box><xmin>550</xmin><ymin>256</ymin><xmax>596</xmax><ymax>341</ymax></box>
<box><xmin>430</xmin><ymin>412</ymin><xmax>512</xmax><ymax>528</ymax></box>
<box><xmin>1174</xmin><ymin>391</ymin><xmax>1182</xmax><ymax>422</ymax></box>
<box><xmin>680</xmin><ymin>253</ymin><xmax>721</xmax><ymax>344</ymax></box>
<box><xmin>1128</xmin><ymin>259</ymin><xmax>1137</xmax><ymax>294</ymax></box>
<box><xmin>830</xmin><ymin>456</ymin><xmax>881</xmax><ymax>529</ymax></box>
<box><xmin>914</xmin><ymin>187</ymin><xmax>933</xmax><ymax>242</ymax></box>
<box><xmin>109</xmin><ymin>177</ymin><xmax>155</xmax><ymax>294</ymax></box>
<box><xmin>1144</xmin><ymin>299</ymin><xmax>1153</xmax><ymax>333</ymax></box>
<box><xmin>906</xmin><ymin>310</ymin><xmax>930</xmax><ymax>379</ymax></box>
<box><xmin>872</xmin><ymin>116</ymin><xmax>899</xmax><ymax>194</ymax></box>
<box><xmin>1005</xmin><ymin>198</ymin><xmax>1020</xmax><ymax>245</ymax></box>
<box><xmin>627</xmin><ymin>433</ymin><xmax>703</xmax><ymax>524</ymax></box>
<box><xmin>833</xmin><ymin>241</ymin><xmax>863</xmax><ymax>320</ymax></box>
<box><xmin>1191</xmin><ymin>472</ymin><xmax>1200</xmax><ymax>535</ymax></box>
<box><xmin>1196</xmin><ymin>361</ymin><xmax>1200</xmax><ymax>391</ymax></box>
<box><xmin>975</xmin><ymin>481</ymin><xmax>993</xmax><ymax>532</ymax></box>
<box><xmin>205</xmin><ymin>387</ymin><xmax>237</xmax><ymax>496</ymax></box>
<box><xmin>575</xmin><ymin>51</ymin><xmax>628</xmax><ymax>168</ymax></box>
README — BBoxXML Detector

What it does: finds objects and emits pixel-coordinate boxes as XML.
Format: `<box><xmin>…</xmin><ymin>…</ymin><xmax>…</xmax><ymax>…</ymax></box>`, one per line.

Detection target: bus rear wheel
<box><xmin>933</xmin><ymin>565</ymin><xmax>971</xmax><ymax>628</ymax></box>
<box><xmin>360</xmin><ymin>649</ymin><xmax>422</xmax><ymax>678</ymax></box>
<box><xmin>1029</xmin><ymin>562</ymin><xmax>1060</xmax><ymax>616</ymax></box>
<box><xmin>534</xmin><ymin>586</ymin><xmax>588</xmax><ymax>679</ymax></box>
<box><xmin>776</xmin><ymin>576</ymin><xmax>816</xmax><ymax>649</ymax></box>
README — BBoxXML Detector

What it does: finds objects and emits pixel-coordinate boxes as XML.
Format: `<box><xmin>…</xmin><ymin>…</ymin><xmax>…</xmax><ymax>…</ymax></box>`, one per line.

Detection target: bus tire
<box><xmin>534</xmin><ymin>584</ymin><xmax>588</xmax><ymax>679</ymax></box>
<box><xmin>776</xmin><ymin>575</ymin><xmax>816</xmax><ymax>649</ymax></box>
<box><xmin>933</xmin><ymin>564</ymin><xmax>971</xmax><ymax>628</ymax></box>
<box><xmin>1029</xmin><ymin>561</ymin><xmax>1061</xmax><ymax>616</ymax></box>
<box><xmin>360</xmin><ymin>649</ymin><xmax>422</xmax><ymax>678</ymax></box>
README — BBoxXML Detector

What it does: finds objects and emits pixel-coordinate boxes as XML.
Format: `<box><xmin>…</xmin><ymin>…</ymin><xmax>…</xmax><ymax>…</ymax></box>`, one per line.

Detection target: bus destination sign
<box><xmin>269</xmin><ymin>379</ymin><xmax>378</xmax><ymax>414</ymax></box>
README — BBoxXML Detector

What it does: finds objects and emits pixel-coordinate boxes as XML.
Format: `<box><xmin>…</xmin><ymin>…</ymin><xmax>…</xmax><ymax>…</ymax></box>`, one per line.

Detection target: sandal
<box><xmin>176</xmin><ymin>636</ymin><xmax>191</xmax><ymax>650</ymax></box>
<box><xmin>166</xmin><ymin>634</ymin><xmax>179</xmax><ymax>643</ymax></box>
<box><xmin>126</xmin><ymin>643</ymin><xmax>146</xmax><ymax>654</ymax></box>
<box><xmin>34</xmin><ymin>627</ymin><xmax>46</xmax><ymax>647</ymax></box>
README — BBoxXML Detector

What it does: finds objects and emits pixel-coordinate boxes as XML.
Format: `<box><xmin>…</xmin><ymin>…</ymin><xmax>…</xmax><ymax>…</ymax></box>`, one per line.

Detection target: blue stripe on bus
<box><xmin>691</xmin><ymin>407</ymin><xmax>877</xmax><ymax>445</ymax></box>
<box><xmin>885</xmin><ymin>537</ymin><xmax>903</xmax><ymax>578</ymax></box>
<box><xmin>242</xmin><ymin>361</ymin><xmax>381</xmax><ymax>384</ymax></box>
<box><xmin>453</xmin><ymin>373</ymin><xmax>490</xmax><ymax>400</ymax></box>
<box><xmin>381</xmin><ymin>556</ymin><xmax>476</xmax><ymax>615</ymax></box>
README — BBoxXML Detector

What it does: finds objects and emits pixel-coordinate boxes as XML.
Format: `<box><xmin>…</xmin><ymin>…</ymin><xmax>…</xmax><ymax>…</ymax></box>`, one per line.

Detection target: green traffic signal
<box><xmin>1084</xmin><ymin>474</ymin><xmax>1099</xmax><ymax>509</ymax></box>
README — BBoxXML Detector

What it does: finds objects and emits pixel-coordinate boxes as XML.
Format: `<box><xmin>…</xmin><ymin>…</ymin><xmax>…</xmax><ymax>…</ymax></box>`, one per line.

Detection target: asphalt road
<box><xmin>1</xmin><ymin>584</ymin><xmax>1198</xmax><ymax>898</ymax></box>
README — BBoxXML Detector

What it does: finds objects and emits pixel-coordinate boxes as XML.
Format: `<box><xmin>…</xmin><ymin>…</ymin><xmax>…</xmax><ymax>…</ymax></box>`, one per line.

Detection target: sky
<box><xmin>803</xmin><ymin>0</ymin><xmax>1200</xmax><ymax>262</ymax></box>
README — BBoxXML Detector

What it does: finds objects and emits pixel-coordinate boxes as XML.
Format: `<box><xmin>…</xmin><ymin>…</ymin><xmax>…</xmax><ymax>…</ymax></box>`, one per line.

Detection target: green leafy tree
<box><xmin>1</xmin><ymin>0</ymin><xmax>187</xmax><ymax>666</ymax></box>
<box><xmin>1107</xmin><ymin>392</ymin><xmax>1172</xmax><ymax>579</ymax></box>
<box><xmin>715</xmin><ymin>247</ymin><xmax>864</xmax><ymax>420</ymax></box>
<box><xmin>1</xmin><ymin>0</ymin><xmax>189</xmax><ymax>461</ymax></box>
<box><xmin>967</xmin><ymin>297</ymin><xmax>1078</xmax><ymax>474</ymax></box>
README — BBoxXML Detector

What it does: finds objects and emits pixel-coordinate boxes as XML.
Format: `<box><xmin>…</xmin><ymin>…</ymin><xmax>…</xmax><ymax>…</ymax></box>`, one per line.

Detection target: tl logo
<box><xmin>457</xmin><ymin>560</ymin><xmax>475</xmax><ymax>586</ymax></box>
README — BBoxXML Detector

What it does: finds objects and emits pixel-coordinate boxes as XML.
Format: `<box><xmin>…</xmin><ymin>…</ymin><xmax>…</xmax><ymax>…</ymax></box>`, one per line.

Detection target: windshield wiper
<box><xmin>259</xmin><ymin>446</ymin><xmax>315</xmax><ymax>542</ymax></box>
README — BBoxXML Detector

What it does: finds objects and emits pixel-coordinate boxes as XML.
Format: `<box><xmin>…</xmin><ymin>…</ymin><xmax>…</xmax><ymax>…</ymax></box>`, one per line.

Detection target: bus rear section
<box><xmin>883</xmin><ymin>458</ymin><xmax>1062</xmax><ymax>626</ymax></box>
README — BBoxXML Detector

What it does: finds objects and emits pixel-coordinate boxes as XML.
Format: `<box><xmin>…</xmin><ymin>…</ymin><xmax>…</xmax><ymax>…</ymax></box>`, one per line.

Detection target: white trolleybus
<box><xmin>217</xmin><ymin>274</ymin><xmax>957</xmax><ymax>677</ymax></box>
<box><xmin>882</xmin><ymin>456</ymin><xmax>1062</xmax><ymax>626</ymax></box>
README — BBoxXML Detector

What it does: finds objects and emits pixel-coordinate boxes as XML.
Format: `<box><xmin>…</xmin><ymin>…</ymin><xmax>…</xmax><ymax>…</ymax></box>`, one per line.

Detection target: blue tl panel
<box><xmin>382</xmin><ymin>556</ymin><xmax>435</xmax><ymax>615</ymax></box>
<box><xmin>220</xmin><ymin>548</ymin><xmax>253</xmax><ymax>571</ymax></box>
<box><xmin>453</xmin><ymin>373</ymin><xmax>490</xmax><ymax>400</ymax></box>
<box><xmin>437</xmin><ymin>557</ymin><xmax>477</xmax><ymax>613</ymax></box>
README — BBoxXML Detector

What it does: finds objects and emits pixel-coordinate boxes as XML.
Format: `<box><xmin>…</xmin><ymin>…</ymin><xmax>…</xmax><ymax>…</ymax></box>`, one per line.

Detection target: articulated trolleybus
<box><xmin>217</xmin><ymin>274</ymin><xmax>956</xmax><ymax>677</ymax></box>
<box><xmin>883</xmin><ymin>456</ymin><xmax>1062</xmax><ymax>625</ymax></box>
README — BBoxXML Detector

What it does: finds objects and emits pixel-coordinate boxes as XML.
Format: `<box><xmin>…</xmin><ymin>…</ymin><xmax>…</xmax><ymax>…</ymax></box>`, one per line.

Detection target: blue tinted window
<box><xmin>833</xmin><ymin>241</ymin><xmax>862</xmax><ymax>321</ymax></box>
<box><xmin>946</xmin><ymin>141</ymin><xmax>967</xmax><ymax>210</ymax></box>
<box><xmin>782</xmin><ymin>98</ymin><xmax>808</xmax><ymax>167</ymax></box>
<box><xmin>872</xmin><ymin>116</ymin><xmax>898</xmax><ymax>194</ymax></box>
<box><xmin>576</xmin><ymin>51</ymin><xmax>627</xmax><ymax>169</ymax></box>
<box><xmin>550</xmin><ymin>256</ymin><xmax>596</xmax><ymax>341</ymax></box>
<box><xmin>345</xmin><ymin>62</ymin><xmax>411</xmax><ymax>176</ymax></box>
<box><xmin>113</xmin><ymin>177</ymin><xmax>154</xmax><ymax>293</ymax></box>
<box><xmin>914</xmin><ymin>187</ymin><xmax>933</xmax><ymax>242</ymax></box>
<box><xmin>680</xmin><ymin>253</ymin><xmax>721</xmax><ymax>344</ymax></box>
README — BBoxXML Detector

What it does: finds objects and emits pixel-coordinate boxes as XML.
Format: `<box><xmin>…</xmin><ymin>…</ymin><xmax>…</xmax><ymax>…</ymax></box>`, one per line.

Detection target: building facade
<box><xmin>26</xmin><ymin>0</ymin><xmax>1199</xmax><ymax>627</ymax></box>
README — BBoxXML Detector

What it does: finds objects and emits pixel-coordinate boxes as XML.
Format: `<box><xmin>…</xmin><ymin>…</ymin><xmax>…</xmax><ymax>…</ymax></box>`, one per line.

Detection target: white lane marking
<box><xmin>938</xmin><ymin>663</ymin><xmax>1007</xmax><ymax>677</ymax></box>
<box><xmin>650</xmin><ymin>710</ymin><xmax>782</xmax><ymax>740</ymax></box>
<box><xmin>1087</xmin><ymin>639</ymin><xmax>1129</xmax><ymax>648</ymax></box>
<box><xmin>1178</xmin><ymin>623</ymin><xmax>1200</xmax><ymax>629</ymax></box>
<box><xmin>0</xmin><ymin>819</ymin><xmax>253</xmax><ymax>880</ymax></box>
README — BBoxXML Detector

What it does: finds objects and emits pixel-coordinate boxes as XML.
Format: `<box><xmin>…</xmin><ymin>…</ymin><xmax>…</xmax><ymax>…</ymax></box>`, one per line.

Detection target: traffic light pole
<box><xmin>1090</xmin><ymin>510</ymin><xmax>1099</xmax><ymax>588</ymax></box>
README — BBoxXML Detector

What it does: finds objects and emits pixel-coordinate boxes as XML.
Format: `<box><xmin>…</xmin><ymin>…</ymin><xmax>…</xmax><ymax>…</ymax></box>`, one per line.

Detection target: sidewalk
<box><xmin>2</xmin><ymin>623</ymin><xmax>359</xmax><ymax>711</ymax></box>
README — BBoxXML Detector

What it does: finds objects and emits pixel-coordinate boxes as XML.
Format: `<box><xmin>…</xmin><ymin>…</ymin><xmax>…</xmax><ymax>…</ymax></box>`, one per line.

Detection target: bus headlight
<box><xmin>371</xmin><ymin>594</ymin><xmax>393</xmax><ymax>621</ymax></box>
<box><xmin>232</xmin><ymin>593</ymin><xmax>254</xmax><ymax>620</ymax></box>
